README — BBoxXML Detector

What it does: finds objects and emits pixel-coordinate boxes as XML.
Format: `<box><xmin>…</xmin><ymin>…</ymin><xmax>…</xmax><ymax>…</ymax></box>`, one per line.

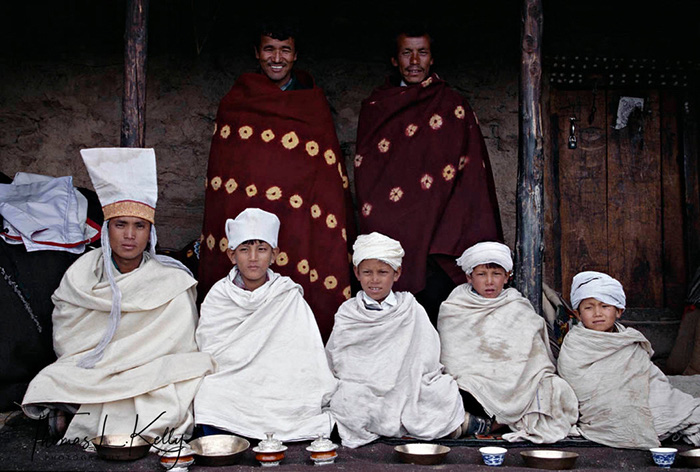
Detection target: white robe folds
<box><xmin>558</xmin><ymin>323</ymin><xmax>700</xmax><ymax>448</ymax></box>
<box><xmin>22</xmin><ymin>249</ymin><xmax>215</xmax><ymax>443</ymax></box>
<box><xmin>326</xmin><ymin>292</ymin><xmax>465</xmax><ymax>448</ymax></box>
<box><xmin>438</xmin><ymin>285</ymin><xmax>578</xmax><ymax>443</ymax></box>
<box><xmin>194</xmin><ymin>268</ymin><xmax>337</xmax><ymax>442</ymax></box>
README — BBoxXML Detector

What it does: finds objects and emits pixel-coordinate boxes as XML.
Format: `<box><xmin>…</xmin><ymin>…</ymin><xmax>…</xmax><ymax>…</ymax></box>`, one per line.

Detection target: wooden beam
<box><xmin>682</xmin><ymin>88</ymin><xmax>700</xmax><ymax>280</ymax></box>
<box><xmin>515</xmin><ymin>0</ymin><xmax>544</xmax><ymax>313</ymax></box>
<box><xmin>121</xmin><ymin>0</ymin><xmax>149</xmax><ymax>148</ymax></box>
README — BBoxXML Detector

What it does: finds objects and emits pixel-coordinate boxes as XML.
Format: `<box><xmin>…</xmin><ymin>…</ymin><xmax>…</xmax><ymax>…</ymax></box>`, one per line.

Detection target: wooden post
<box><xmin>515</xmin><ymin>0</ymin><xmax>544</xmax><ymax>313</ymax></box>
<box><xmin>682</xmin><ymin>88</ymin><xmax>700</xmax><ymax>280</ymax></box>
<box><xmin>121</xmin><ymin>0</ymin><xmax>149</xmax><ymax>148</ymax></box>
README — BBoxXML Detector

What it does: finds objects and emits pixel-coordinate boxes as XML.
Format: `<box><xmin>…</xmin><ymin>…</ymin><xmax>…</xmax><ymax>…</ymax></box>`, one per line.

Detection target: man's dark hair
<box><xmin>255</xmin><ymin>20</ymin><xmax>300</xmax><ymax>51</ymax></box>
<box><xmin>389</xmin><ymin>21</ymin><xmax>435</xmax><ymax>58</ymax></box>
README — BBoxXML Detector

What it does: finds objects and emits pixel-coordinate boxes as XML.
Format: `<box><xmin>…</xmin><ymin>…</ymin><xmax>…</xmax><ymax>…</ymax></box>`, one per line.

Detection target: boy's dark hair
<box><xmin>480</xmin><ymin>262</ymin><xmax>508</xmax><ymax>271</ymax></box>
<box><xmin>237</xmin><ymin>239</ymin><xmax>270</xmax><ymax>247</ymax></box>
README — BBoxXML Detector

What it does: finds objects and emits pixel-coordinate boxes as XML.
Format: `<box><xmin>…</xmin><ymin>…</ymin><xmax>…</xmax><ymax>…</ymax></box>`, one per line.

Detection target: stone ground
<box><xmin>1</xmin><ymin>410</ymin><xmax>699</xmax><ymax>471</ymax></box>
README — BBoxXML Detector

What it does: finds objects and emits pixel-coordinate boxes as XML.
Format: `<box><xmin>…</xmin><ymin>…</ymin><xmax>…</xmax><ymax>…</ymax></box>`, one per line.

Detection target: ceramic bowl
<box><xmin>479</xmin><ymin>446</ymin><xmax>507</xmax><ymax>466</ymax></box>
<box><xmin>394</xmin><ymin>443</ymin><xmax>450</xmax><ymax>465</ymax></box>
<box><xmin>520</xmin><ymin>450</ymin><xmax>579</xmax><ymax>470</ymax></box>
<box><xmin>680</xmin><ymin>448</ymin><xmax>700</xmax><ymax>468</ymax></box>
<box><xmin>159</xmin><ymin>444</ymin><xmax>195</xmax><ymax>469</ymax></box>
<box><xmin>91</xmin><ymin>435</ymin><xmax>152</xmax><ymax>461</ymax></box>
<box><xmin>650</xmin><ymin>447</ymin><xmax>677</xmax><ymax>468</ymax></box>
<box><xmin>306</xmin><ymin>435</ymin><xmax>339</xmax><ymax>465</ymax></box>
<box><xmin>189</xmin><ymin>434</ymin><xmax>250</xmax><ymax>466</ymax></box>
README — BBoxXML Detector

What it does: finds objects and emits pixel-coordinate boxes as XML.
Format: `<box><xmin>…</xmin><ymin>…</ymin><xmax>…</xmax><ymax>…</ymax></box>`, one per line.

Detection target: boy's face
<box><xmin>227</xmin><ymin>240</ymin><xmax>279</xmax><ymax>291</ymax></box>
<box><xmin>574</xmin><ymin>297</ymin><xmax>623</xmax><ymax>332</ymax></box>
<box><xmin>467</xmin><ymin>264</ymin><xmax>509</xmax><ymax>298</ymax></box>
<box><xmin>354</xmin><ymin>258</ymin><xmax>401</xmax><ymax>303</ymax></box>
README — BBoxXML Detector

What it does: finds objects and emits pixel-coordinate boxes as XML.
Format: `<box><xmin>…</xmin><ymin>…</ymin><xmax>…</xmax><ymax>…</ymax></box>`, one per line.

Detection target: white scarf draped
<box><xmin>326</xmin><ymin>291</ymin><xmax>464</xmax><ymax>448</ymax></box>
<box><xmin>438</xmin><ymin>285</ymin><xmax>578</xmax><ymax>443</ymax></box>
<box><xmin>558</xmin><ymin>323</ymin><xmax>700</xmax><ymax>448</ymax></box>
<box><xmin>194</xmin><ymin>268</ymin><xmax>337</xmax><ymax>442</ymax></box>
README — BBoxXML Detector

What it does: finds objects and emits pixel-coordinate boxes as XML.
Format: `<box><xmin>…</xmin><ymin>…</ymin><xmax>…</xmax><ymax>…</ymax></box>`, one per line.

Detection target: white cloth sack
<box><xmin>558</xmin><ymin>323</ymin><xmax>700</xmax><ymax>448</ymax></box>
<box><xmin>326</xmin><ymin>291</ymin><xmax>464</xmax><ymax>448</ymax></box>
<box><xmin>194</xmin><ymin>268</ymin><xmax>337</xmax><ymax>442</ymax></box>
<box><xmin>438</xmin><ymin>285</ymin><xmax>579</xmax><ymax>443</ymax></box>
<box><xmin>0</xmin><ymin>173</ymin><xmax>97</xmax><ymax>253</ymax></box>
<box><xmin>22</xmin><ymin>249</ymin><xmax>215</xmax><ymax>441</ymax></box>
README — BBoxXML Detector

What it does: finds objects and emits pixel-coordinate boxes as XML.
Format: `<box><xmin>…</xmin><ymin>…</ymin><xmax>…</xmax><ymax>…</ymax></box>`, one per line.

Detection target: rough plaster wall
<box><xmin>0</xmin><ymin>52</ymin><xmax>519</xmax><ymax>252</ymax></box>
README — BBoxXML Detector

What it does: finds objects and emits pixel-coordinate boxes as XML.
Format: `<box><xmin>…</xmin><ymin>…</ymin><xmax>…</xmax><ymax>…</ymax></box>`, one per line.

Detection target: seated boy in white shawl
<box><xmin>438</xmin><ymin>241</ymin><xmax>579</xmax><ymax>443</ymax></box>
<box><xmin>558</xmin><ymin>271</ymin><xmax>700</xmax><ymax>449</ymax></box>
<box><xmin>325</xmin><ymin>232</ymin><xmax>466</xmax><ymax>448</ymax></box>
<box><xmin>193</xmin><ymin>208</ymin><xmax>337</xmax><ymax>442</ymax></box>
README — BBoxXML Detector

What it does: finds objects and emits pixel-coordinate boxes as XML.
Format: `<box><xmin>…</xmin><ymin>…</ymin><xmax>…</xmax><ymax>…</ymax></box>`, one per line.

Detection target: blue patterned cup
<box><xmin>479</xmin><ymin>446</ymin><xmax>507</xmax><ymax>467</ymax></box>
<box><xmin>650</xmin><ymin>447</ymin><xmax>677</xmax><ymax>468</ymax></box>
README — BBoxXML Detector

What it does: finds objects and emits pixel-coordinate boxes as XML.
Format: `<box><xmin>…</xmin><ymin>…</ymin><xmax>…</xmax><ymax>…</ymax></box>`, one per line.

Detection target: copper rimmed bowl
<box><xmin>91</xmin><ymin>435</ymin><xmax>152</xmax><ymax>461</ymax></box>
<box><xmin>394</xmin><ymin>443</ymin><xmax>450</xmax><ymax>465</ymax></box>
<box><xmin>189</xmin><ymin>434</ymin><xmax>250</xmax><ymax>466</ymax></box>
<box><xmin>521</xmin><ymin>450</ymin><xmax>579</xmax><ymax>469</ymax></box>
<box><xmin>680</xmin><ymin>449</ymin><xmax>700</xmax><ymax>468</ymax></box>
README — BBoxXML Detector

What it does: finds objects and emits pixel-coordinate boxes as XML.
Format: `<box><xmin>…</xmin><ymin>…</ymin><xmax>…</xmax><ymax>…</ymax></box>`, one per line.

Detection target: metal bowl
<box><xmin>680</xmin><ymin>449</ymin><xmax>700</xmax><ymax>468</ymax></box>
<box><xmin>394</xmin><ymin>443</ymin><xmax>450</xmax><ymax>465</ymax></box>
<box><xmin>189</xmin><ymin>434</ymin><xmax>250</xmax><ymax>466</ymax></box>
<box><xmin>521</xmin><ymin>450</ymin><xmax>579</xmax><ymax>470</ymax></box>
<box><xmin>91</xmin><ymin>435</ymin><xmax>152</xmax><ymax>461</ymax></box>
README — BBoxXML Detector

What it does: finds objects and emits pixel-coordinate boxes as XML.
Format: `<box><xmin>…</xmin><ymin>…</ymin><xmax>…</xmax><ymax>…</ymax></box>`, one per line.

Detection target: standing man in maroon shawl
<box><xmin>353</xmin><ymin>26</ymin><xmax>503</xmax><ymax>325</ymax></box>
<box><xmin>198</xmin><ymin>22</ymin><xmax>355</xmax><ymax>341</ymax></box>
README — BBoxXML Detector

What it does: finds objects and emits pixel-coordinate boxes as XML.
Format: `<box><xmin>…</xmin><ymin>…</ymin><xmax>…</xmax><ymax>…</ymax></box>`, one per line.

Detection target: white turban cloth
<box><xmin>456</xmin><ymin>241</ymin><xmax>513</xmax><ymax>275</ymax></box>
<box><xmin>352</xmin><ymin>232</ymin><xmax>404</xmax><ymax>271</ymax></box>
<box><xmin>570</xmin><ymin>271</ymin><xmax>626</xmax><ymax>310</ymax></box>
<box><xmin>226</xmin><ymin>208</ymin><xmax>280</xmax><ymax>250</ymax></box>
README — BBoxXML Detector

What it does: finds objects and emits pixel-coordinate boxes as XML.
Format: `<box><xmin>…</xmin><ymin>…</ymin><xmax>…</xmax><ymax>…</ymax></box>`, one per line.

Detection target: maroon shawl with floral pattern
<box><xmin>354</xmin><ymin>74</ymin><xmax>502</xmax><ymax>293</ymax></box>
<box><xmin>198</xmin><ymin>71</ymin><xmax>355</xmax><ymax>341</ymax></box>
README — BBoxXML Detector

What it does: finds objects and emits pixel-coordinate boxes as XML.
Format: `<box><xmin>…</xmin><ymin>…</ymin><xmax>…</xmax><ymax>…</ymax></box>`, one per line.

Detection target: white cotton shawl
<box><xmin>438</xmin><ymin>285</ymin><xmax>578</xmax><ymax>443</ymax></box>
<box><xmin>326</xmin><ymin>292</ymin><xmax>464</xmax><ymax>448</ymax></box>
<box><xmin>22</xmin><ymin>248</ymin><xmax>215</xmax><ymax>442</ymax></box>
<box><xmin>558</xmin><ymin>323</ymin><xmax>700</xmax><ymax>448</ymax></box>
<box><xmin>194</xmin><ymin>268</ymin><xmax>337</xmax><ymax>442</ymax></box>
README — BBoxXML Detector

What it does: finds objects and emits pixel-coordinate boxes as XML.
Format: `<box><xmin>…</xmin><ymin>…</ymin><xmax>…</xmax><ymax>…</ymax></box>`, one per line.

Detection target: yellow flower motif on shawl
<box><xmin>261</xmin><ymin>129</ymin><xmax>275</xmax><ymax>142</ymax></box>
<box><xmin>276</xmin><ymin>252</ymin><xmax>289</xmax><ymax>266</ymax></box>
<box><xmin>361</xmin><ymin>203</ymin><xmax>372</xmax><ymax>217</ymax></box>
<box><xmin>420</xmin><ymin>174</ymin><xmax>434</xmax><ymax>190</ymax></box>
<box><xmin>289</xmin><ymin>194</ymin><xmax>303</xmax><ymax>208</ymax></box>
<box><xmin>429</xmin><ymin>114</ymin><xmax>444</xmax><ymax>130</ymax></box>
<box><xmin>246</xmin><ymin>184</ymin><xmax>258</xmax><ymax>197</ymax></box>
<box><xmin>311</xmin><ymin>204</ymin><xmax>322</xmax><ymax>219</ymax></box>
<box><xmin>324</xmin><ymin>276</ymin><xmax>338</xmax><ymax>290</ymax></box>
<box><xmin>220</xmin><ymin>125</ymin><xmax>231</xmax><ymax>139</ymax></box>
<box><xmin>210</xmin><ymin>176</ymin><xmax>222</xmax><ymax>191</ymax></box>
<box><xmin>326</xmin><ymin>214</ymin><xmax>337</xmax><ymax>229</ymax></box>
<box><xmin>389</xmin><ymin>187</ymin><xmax>404</xmax><ymax>202</ymax></box>
<box><xmin>354</xmin><ymin>154</ymin><xmax>363</xmax><ymax>168</ymax></box>
<box><xmin>238</xmin><ymin>125</ymin><xmax>253</xmax><ymax>139</ymax></box>
<box><xmin>343</xmin><ymin>285</ymin><xmax>352</xmax><ymax>299</ymax></box>
<box><xmin>324</xmin><ymin>149</ymin><xmax>336</xmax><ymax>165</ymax></box>
<box><xmin>405</xmin><ymin>124</ymin><xmax>418</xmax><ymax>137</ymax></box>
<box><xmin>297</xmin><ymin>259</ymin><xmax>310</xmax><ymax>275</ymax></box>
<box><xmin>282</xmin><ymin>131</ymin><xmax>300</xmax><ymax>149</ymax></box>
<box><xmin>310</xmin><ymin>269</ymin><xmax>319</xmax><ymax>282</ymax></box>
<box><xmin>213</xmin><ymin>122</ymin><xmax>218</xmax><ymax>136</ymax></box>
<box><xmin>377</xmin><ymin>138</ymin><xmax>391</xmax><ymax>153</ymax></box>
<box><xmin>337</xmin><ymin>163</ymin><xmax>344</xmax><ymax>178</ymax></box>
<box><xmin>219</xmin><ymin>237</ymin><xmax>228</xmax><ymax>252</ymax></box>
<box><xmin>342</xmin><ymin>175</ymin><xmax>349</xmax><ymax>189</ymax></box>
<box><xmin>341</xmin><ymin>228</ymin><xmax>347</xmax><ymax>241</ymax></box>
<box><xmin>442</xmin><ymin>164</ymin><xmax>456</xmax><ymax>181</ymax></box>
<box><xmin>266</xmin><ymin>186</ymin><xmax>282</xmax><ymax>201</ymax></box>
<box><xmin>206</xmin><ymin>234</ymin><xmax>215</xmax><ymax>250</ymax></box>
<box><xmin>421</xmin><ymin>76</ymin><xmax>433</xmax><ymax>87</ymax></box>
<box><xmin>454</xmin><ymin>106</ymin><xmax>466</xmax><ymax>119</ymax></box>
<box><xmin>225</xmin><ymin>178</ymin><xmax>238</xmax><ymax>194</ymax></box>
<box><xmin>458</xmin><ymin>155</ymin><xmax>468</xmax><ymax>171</ymax></box>
<box><xmin>306</xmin><ymin>141</ymin><xmax>319</xmax><ymax>156</ymax></box>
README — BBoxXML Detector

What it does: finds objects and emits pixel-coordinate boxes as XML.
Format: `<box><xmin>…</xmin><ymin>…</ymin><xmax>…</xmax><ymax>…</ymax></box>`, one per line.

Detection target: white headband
<box><xmin>226</xmin><ymin>208</ymin><xmax>280</xmax><ymax>250</ymax></box>
<box><xmin>456</xmin><ymin>241</ymin><xmax>513</xmax><ymax>275</ymax></box>
<box><xmin>570</xmin><ymin>271</ymin><xmax>626</xmax><ymax>310</ymax></box>
<box><xmin>352</xmin><ymin>232</ymin><xmax>404</xmax><ymax>271</ymax></box>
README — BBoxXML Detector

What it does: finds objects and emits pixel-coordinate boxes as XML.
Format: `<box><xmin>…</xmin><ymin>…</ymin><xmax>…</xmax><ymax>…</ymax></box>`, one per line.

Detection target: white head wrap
<box><xmin>226</xmin><ymin>208</ymin><xmax>280</xmax><ymax>250</ymax></box>
<box><xmin>456</xmin><ymin>241</ymin><xmax>513</xmax><ymax>275</ymax></box>
<box><xmin>570</xmin><ymin>271</ymin><xmax>626</xmax><ymax>310</ymax></box>
<box><xmin>352</xmin><ymin>232</ymin><xmax>404</xmax><ymax>271</ymax></box>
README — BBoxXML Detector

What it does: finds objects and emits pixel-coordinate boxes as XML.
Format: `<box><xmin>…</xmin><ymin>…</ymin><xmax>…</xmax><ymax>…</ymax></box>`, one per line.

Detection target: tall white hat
<box><xmin>80</xmin><ymin>147</ymin><xmax>157</xmax><ymax>223</ymax></box>
<box><xmin>226</xmin><ymin>208</ymin><xmax>280</xmax><ymax>250</ymax></box>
